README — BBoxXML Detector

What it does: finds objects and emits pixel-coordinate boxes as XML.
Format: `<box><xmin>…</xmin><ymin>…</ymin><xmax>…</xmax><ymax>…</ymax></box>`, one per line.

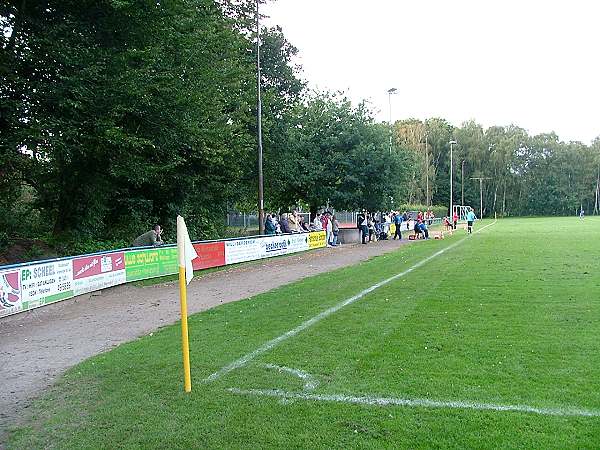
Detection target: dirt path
<box><xmin>0</xmin><ymin>239</ymin><xmax>413</xmax><ymax>442</ymax></box>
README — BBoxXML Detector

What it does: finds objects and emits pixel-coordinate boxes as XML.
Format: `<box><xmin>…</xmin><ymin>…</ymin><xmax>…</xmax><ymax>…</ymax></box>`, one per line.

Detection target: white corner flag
<box><xmin>177</xmin><ymin>215</ymin><xmax>198</xmax><ymax>285</ymax></box>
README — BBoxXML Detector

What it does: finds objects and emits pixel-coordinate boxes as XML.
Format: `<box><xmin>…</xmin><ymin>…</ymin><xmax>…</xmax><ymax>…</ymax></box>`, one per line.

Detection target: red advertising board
<box><xmin>73</xmin><ymin>252</ymin><xmax>125</xmax><ymax>279</ymax></box>
<box><xmin>192</xmin><ymin>242</ymin><xmax>225</xmax><ymax>270</ymax></box>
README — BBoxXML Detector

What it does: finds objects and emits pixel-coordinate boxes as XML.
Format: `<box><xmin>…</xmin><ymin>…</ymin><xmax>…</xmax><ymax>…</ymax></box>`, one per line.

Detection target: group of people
<box><xmin>442</xmin><ymin>208</ymin><xmax>477</xmax><ymax>234</ymax></box>
<box><xmin>132</xmin><ymin>207</ymin><xmax>479</xmax><ymax>250</ymax></box>
<box><xmin>264</xmin><ymin>211</ymin><xmax>310</xmax><ymax>235</ymax></box>
<box><xmin>265</xmin><ymin>210</ymin><xmax>341</xmax><ymax>247</ymax></box>
<box><xmin>357</xmin><ymin>211</ymin><xmax>410</xmax><ymax>244</ymax></box>
<box><xmin>443</xmin><ymin>212</ymin><xmax>459</xmax><ymax>231</ymax></box>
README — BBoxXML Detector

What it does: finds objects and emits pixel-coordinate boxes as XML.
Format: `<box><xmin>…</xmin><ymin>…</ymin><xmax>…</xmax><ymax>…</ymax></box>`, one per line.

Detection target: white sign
<box><xmin>20</xmin><ymin>260</ymin><xmax>73</xmax><ymax>308</ymax></box>
<box><xmin>224</xmin><ymin>238</ymin><xmax>261</xmax><ymax>265</ymax></box>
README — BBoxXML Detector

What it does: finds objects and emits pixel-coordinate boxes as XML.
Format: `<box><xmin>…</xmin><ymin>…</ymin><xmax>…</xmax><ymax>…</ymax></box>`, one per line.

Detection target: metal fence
<box><xmin>226</xmin><ymin>211</ymin><xmax>446</xmax><ymax>230</ymax></box>
<box><xmin>226</xmin><ymin>212</ymin><xmax>259</xmax><ymax>228</ymax></box>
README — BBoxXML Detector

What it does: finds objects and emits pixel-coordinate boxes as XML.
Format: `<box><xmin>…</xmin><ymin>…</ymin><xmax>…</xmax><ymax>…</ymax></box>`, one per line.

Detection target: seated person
<box><xmin>419</xmin><ymin>222</ymin><xmax>430</xmax><ymax>239</ymax></box>
<box><xmin>279</xmin><ymin>213</ymin><xmax>291</xmax><ymax>234</ymax></box>
<box><xmin>413</xmin><ymin>221</ymin><xmax>423</xmax><ymax>239</ymax></box>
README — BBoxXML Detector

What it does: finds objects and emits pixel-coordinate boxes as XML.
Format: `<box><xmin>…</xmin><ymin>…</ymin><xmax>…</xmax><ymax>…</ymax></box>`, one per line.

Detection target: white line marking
<box><xmin>203</xmin><ymin>221</ymin><xmax>496</xmax><ymax>383</ymax></box>
<box><xmin>227</xmin><ymin>388</ymin><xmax>600</xmax><ymax>418</ymax></box>
<box><xmin>262</xmin><ymin>364</ymin><xmax>319</xmax><ymax>390</ymax></box>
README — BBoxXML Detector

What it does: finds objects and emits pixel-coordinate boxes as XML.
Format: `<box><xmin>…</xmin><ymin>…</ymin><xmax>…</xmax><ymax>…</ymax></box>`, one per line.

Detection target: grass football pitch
<box><xmin>8</xmin><ymin>217</ymin><xmax>600</xmax><ymax>448</ymax></box>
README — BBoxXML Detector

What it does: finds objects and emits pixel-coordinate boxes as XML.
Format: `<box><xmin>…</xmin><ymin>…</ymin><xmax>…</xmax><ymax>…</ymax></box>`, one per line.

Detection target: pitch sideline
<box><xmin>227</xmin><ymin>388</ymin><xmax>600</xmax><ymax>418</ymax></box>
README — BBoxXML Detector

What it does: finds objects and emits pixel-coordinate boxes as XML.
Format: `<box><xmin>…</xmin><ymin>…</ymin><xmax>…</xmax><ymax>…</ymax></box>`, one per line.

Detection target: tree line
<box><xmin>1</xmin><ymin>0</ymin><xmax>599</xmax><ymax>255</ymax></box>
<box><xmin>396</xmin><ymin>119</ymin><xmax>600</xmax><ymax>217</ymax></box>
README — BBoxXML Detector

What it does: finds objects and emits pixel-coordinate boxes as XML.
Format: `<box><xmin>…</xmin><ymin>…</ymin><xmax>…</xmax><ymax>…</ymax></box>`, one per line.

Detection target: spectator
<box><xmin>419</xmin><ymin>221</ymin><xmax>430</xmax><ymax>239</ymax></box>
<box><xmin>393</xmin><ymin>210</ymin><xmax>403</xmax><ymax>240</ymax></box>
<box><xmin>443</xmin><ymin>216</ymin><xmax>452</xmax><ymax>231</ymax></box>
<box><xmin>368</xmin><ymin>215</ymin><xmax>377</xmax><ymax>242</ymax></box>
<box><xmin>288</xmin><ymin>210</ymin><xmax>300</xmax><ymax>232</ymax></box>
<box><xmin>325</xmin><ymin>212</ymin><xmax>333</xmax><ymax>246</ymax></box>
<box><xmin>413</xmin><ymin>220</ymin><xmax>422</xmax><ymax>239</ymax></box>
<box><xmin>331</xmin><ymin>215</ymin><xmax>340</xmax><ymax>246</ymax></box>
<box><xmin>320</xmin><ymin>211</ymin><xmax>329</xmax><ymax>230</ymax></box>
<box><xmin>265</xmin><ymin>214</ymin><xmax>277</xmax><ymax>235</ymax></box>
<box><xmin>452</xmin><ymin>211</ymin><xmax>459</xmax><ymax>230</ymax></box>
<box><xmin>280</xmin><ymin>213</ymin><xmax>292</xmax><ymax>234</ymax></box>
<box><xmin>360</xmin><ymin>213</ymin><xmax>369</xmax><ymax>244</ymax></box>
<box><xmin>312</xmin><ymin>212</ymin><xmax>323</xmax><ymax>231</ymax></box>
<box><xmin>298</xmin><ymin>214</ymin><xmax>309</xmax><ymax>232</ymax></box>
<box><xmin>427</xmin><ymin>210</ymin><xmax>434</xmax><ymax>225</ymax></box>
<box><xmin>133</xmin><ymin>225</ymin><xmax>164</xmax><ymax>247</ymax></box>
<box><xmin>383</xmin><ymin>213</ymin><xmax>392</xmax><ymax>236</ymax></box>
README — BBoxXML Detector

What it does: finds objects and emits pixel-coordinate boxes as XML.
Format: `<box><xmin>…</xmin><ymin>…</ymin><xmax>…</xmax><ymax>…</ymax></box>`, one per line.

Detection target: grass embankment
<box><xmin>8</xmin><ymin>218</ymin><xmax>600</xmax><ymax>448</ymax></box>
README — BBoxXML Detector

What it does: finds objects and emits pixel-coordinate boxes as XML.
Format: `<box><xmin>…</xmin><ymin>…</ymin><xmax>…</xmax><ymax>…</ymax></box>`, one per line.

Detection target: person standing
<box><xmin>452</xmin><ymin>211</ymin><xmax>459</xmax><ymax>230</ymax></box>
<box><xmin>288</xmin><ymin>210</ymin><xmax>299</xmax><ymax>232</ymax></box>
<box><xmin>466</xmin><ymin>208</ymin><xmax>477</xmax><ymax>234</ymax></box>
<box><xmin>368</xmin><ymin>215</ymin><xmax>377</xmax><ymax>242</ymax></box>
<box><xmin>383</xmin><ymin>213</ymin><xmax>392</xmax><ymax>238</ymax></box>
<box><xmin>331</xmin><ymin>215</ymin><xmax>340</xmax><ymax>246</ymax></box>
<box><xmin>360</xmin><ymin>213</ymin><xmax>369</xmax><ymax>244</ymax></box>
<box><xmin>580</xmin><ymin>208</ymin><xmax>585</xmax><ymax>220</ymax></box>
<box><xmin>325</xmin><ymin>212</ymin><xmax>333</xmax><ymax>246</ymax></box>
<box><xmin>393</xmin><ymin>211</ymin><xmax>403</xmax><ymax>240</ymax></box>
<box><xmin>133</xmin><ymin>225</ymin><xmax>164</xmax><ymax>247</ymax></box>
<box><xmin>312</xmin><ymin>212</ymin><xmax>323</xmax><ymax>231</ymax></box>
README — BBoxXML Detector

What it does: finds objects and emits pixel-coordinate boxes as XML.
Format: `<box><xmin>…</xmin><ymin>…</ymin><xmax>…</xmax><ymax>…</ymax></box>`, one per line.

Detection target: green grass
<box><xmin>8</xmin><ymin>218</ymin><xmax>600</xmax><ymax>449</ymax></box>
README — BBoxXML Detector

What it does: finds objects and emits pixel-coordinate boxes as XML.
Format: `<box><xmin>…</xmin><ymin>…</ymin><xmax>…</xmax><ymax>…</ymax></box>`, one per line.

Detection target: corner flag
<box><xmin>176</xmin><ymin>215</ymin><xmax>198</xmax><ymax>392</ymax></box>
<box><xmin>177</xmin><ymin>215</ymin><xmax>198</xmax><ymax>284</ymax></box>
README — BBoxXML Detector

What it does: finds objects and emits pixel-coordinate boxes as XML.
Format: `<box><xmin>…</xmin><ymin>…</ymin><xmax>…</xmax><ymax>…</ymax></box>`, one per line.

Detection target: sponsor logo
<box><xmin>76</xmin><ymin>258</ymin><xmax>99</xmax><ymax>278</ymax></box>
<box><xmin>101</xmin><ymin>256</ymin><xmax>113</xmax><ymax>272</ymax></box>
<box><xmin>1</xmin><ymin>271</ymin><xmax>20</xmax><ymax>309</ymax></box>
<box><xmin>264</xmin><ymin>240</ymin><xmax>288</xmax><ymax>253</ymax></box>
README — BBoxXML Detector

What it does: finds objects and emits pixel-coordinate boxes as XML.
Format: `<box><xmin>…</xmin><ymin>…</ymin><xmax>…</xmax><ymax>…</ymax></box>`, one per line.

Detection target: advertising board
<box><xmin>224</xmin><ymin>238</ymin><xmax>260</xmax><ymax>265</ymax></box>
<box><xmin>192</xmin><ymin>242</ymin><xmax>226</xmax><ymax>270</ymax></box>
<box><xmin>1</xmin><ymin>230</ymin><xmax>329</xmax><ymax>318</ymax></box>
<box><xmin>308</xmin><ymin>231</ymin><xmax>326</xmax><ymax>249</ymax></box>
<box><xmin>0</xmin><ymin>269</ymin><xmax>23</xmax><ymax>317</ymax></box>
<box><xmin>19</xmin><ymin>260</ymin><xmax>73</xmax><ymax>310</ymax></box>
<box><xmin>72</xmin><ymin>252</ymin><xmax>126</xmax><ymax>295</ymax></box>
<box><xmin>124</xmin><ymin>247</ymin><xmax>178</xmax><ymax>282</ymax></box>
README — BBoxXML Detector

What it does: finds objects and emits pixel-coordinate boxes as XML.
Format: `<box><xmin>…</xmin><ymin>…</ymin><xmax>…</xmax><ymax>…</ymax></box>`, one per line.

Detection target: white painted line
<box><xmin>227</xmin><ymin>388</ymin><xmax>600</xmax><ymax>418</ymax></box>
<box><xmin>203</xmin><ymin>221</ymin><xmax>496</xmax><ymax>383</ymax></box>
<box><xmin>262</xmin><ymin>364</ymin><xmax>319</xmax><ymax>390</ymax></box>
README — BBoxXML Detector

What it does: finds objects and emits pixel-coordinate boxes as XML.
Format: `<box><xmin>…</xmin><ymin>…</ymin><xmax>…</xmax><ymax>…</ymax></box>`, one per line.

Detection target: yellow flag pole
<box><xmin>177</xmin><ymin>216</ymin><xmax>192</xmax><ymax>392</ymax></box>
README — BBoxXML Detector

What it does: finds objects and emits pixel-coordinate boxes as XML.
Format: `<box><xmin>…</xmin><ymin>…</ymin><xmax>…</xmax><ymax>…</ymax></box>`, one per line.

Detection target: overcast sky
<box><xmin>264</xmin><ymin>0</ymin><xmax>599</xmax><ymax>144</ymax></box>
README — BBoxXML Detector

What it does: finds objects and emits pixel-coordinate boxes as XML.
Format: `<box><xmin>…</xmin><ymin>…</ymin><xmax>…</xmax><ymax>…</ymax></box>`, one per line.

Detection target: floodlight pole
<box><xmin>387</xmin><ymin>88</ymin><xmax>397</xmax><ymax>154</ymax></box>
<box><xmin>425</xmin><ymin>129</ymin><xmax>429</xmax><ymax>207</ymax></box>
<box><xmin>471</xmin><ymin>176</ymin><xmax>492</xmax><ymax>218</ymax></box>
<box><xmin>256</xmin><ymin>0</ymin><xmax>265</xmax><ymax>234</ymax></box>
<box><xmin>461</xmin><ymin>160</ymin><xmax>465</xmax><ymax>206</ymax></box>
<box><xmin>449</xmin><ymin>141</ymin><xmax>457</xmax><ymax>217</ymax></box>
